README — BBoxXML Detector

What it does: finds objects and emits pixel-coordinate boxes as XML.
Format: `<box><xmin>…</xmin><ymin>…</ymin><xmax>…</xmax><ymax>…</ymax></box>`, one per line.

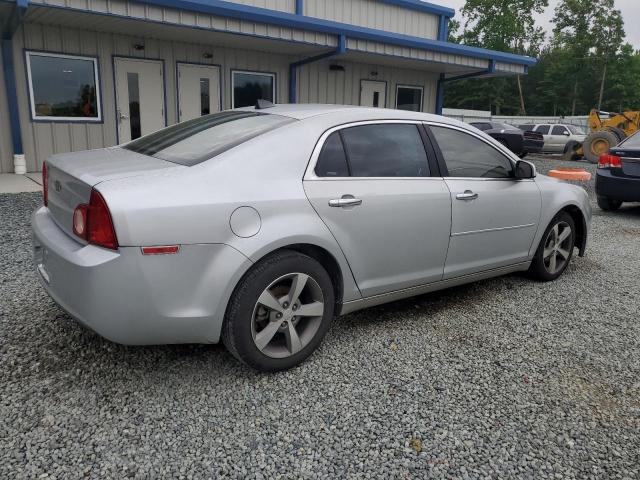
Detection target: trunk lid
<box><xmin>46</xmin><ymin>147</ymin><xmax>182</xmax><ymax>238</ymax></box>
<box><xmin>610</xmin><ymin>147</ymin><xmax>640</xmax><ymax>178</ymax></box>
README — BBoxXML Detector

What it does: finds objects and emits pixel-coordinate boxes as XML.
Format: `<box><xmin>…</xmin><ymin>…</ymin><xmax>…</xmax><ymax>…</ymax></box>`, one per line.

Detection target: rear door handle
<box><xmin>456</xmin><ymin>190</ymin><xmax>478</xmax><ymax>201</ymax></box>
<box><xmin>329</xmin><ymin>197</ymin><xmax>362</xmax><ymax>207</ymax></box>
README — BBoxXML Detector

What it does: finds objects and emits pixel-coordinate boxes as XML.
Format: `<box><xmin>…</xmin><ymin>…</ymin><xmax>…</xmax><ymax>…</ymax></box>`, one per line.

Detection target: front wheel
<box><xmin>222</xmin><ymin>250</ymin><xmax>335</xmax><ymax>372</ymax></box>
<box><xmin>527</xmin><ymin>212</ymin><xmax>576</xmax><ymax>281</ymax></box>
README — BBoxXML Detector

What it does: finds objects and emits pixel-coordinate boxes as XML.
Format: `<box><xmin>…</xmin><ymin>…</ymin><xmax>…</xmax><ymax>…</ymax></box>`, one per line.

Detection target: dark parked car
<box><xmin>596</xmin><ymin>131</ymin><xmax>640</xmax><ymax>210</ymax></box>
<box><xmin>470</xmin><ymin>121</ymin><xmax>544</xmax><ymax>157</ymax></box>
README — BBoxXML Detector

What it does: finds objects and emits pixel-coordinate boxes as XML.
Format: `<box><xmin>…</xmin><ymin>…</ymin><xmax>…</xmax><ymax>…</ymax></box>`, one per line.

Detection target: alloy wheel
<box><xmin>251</xmin><ymin>273</ymin><xmax>325</xmax><ymax>359</ymax></box>
<box><xmin>542</xmin><ymin>221</ymin><xmax>573</xmax><ymax>275</ymax></box>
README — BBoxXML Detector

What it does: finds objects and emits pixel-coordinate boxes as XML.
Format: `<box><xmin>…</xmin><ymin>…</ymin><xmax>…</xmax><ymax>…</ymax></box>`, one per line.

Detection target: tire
<box><xmin>583</xmin><ymin>131</ymin><xmax>618</xmax><ymax>164</ymax></box>
<box><xmin>222</xmin><ymin>249</ymin><xmax>335</xmax><ymax>372</ymax></box>
<box><xmin>562</xmin><ymin>140</ymin><xmax>582</xmax><ymax>161</ymax></box>
<box><xmin>606</xmin><ymin>127</ymin><xmax>626</xmax><ymax>143</ymax></box>
<box><xmin>527</xmin><ymin>212</ymin><xmax>576</xmax><ymax>282</ymax></box>
<box><xmin>597</xmin><ymin>195</ymin><xmax>622</xmax><ymax>211</ymax></box>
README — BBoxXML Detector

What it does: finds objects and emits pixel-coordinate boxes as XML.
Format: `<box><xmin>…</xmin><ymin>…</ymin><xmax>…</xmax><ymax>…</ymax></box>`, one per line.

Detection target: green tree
<box><xmin>552</xmin><ymin>0</ymin><xmax>625</xmax><ymax>114</ymax></box>
<box><xmin>444</xmin><ymin>0</ymin><xmax>548</xmax><ymax>114</ymax></box>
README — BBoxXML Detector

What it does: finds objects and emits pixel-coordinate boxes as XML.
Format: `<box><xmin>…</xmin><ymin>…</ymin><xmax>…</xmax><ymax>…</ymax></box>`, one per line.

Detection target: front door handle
<box><xmin>456</xmin><ymin>190</ymin><xmax>478</xmax><ymax>201</ymax></box>
<box><xmin>329</xmin><ymin>197</ymin><xmax>362</xmax><ymax>208</ymax></box>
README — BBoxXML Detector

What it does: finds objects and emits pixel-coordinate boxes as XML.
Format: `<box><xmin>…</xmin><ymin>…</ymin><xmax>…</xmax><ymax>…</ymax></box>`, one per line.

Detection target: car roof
<box><xmin>235</xmin><ymin>103</ymin><xmax>463</xmax><ymax>125</ymax></box>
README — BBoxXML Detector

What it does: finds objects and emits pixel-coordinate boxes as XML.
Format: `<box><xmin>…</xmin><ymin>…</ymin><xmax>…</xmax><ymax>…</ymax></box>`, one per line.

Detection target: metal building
<box><xmin>0</xmin><ymin>0</ymin><xmax>535</xmax><ymax>173</ymax></box>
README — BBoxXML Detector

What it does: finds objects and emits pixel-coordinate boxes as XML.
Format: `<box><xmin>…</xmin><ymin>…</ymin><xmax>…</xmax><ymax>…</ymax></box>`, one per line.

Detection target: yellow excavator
<box><xmin>572</xmin><ymin>109</ymin><xmax>640</xmax><ymax>163</ymax></box>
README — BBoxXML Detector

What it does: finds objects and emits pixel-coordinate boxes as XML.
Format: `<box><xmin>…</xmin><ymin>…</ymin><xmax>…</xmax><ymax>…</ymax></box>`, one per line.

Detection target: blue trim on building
<box><xmin>295</xmin><ymin>0</ymin><xmax>303</xmax><ymax>15</ymax></box>
<box><xmin>435</xmin><ymin>73</ymin><xmax>445</xmax><ymax>115</ymax></box>
<box><xmin>2</xmin><ymin>39</ymin><xmax>24</xmax><ymax>155</ymax></box>
<box><xmin>289</xmin><ymin>35</ymin><xmax>346</xmax><ymax>103</ymax></box>
<box><xmin>437</xmin><ymin>15</ymin><xmax>448</xmax><ymax>42</ymax></box>
<box><xmin>133</xmin><ymin>0</ymin><xmax>535</xmax><ymax>66</ymax></box>
<box><xmin>2</xmin><ymin>0</ymin><xmax>29</xmax><ymax>159</ymax></box>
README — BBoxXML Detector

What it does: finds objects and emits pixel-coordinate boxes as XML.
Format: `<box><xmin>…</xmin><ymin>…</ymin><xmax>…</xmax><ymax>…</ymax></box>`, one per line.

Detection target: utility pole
<box><xmin>517</xmin><ymin>75</ymin><xmax>526</xmax><ymax>115</ymax></box>
<box><xmin>597</xmin><ymin>63</ymin><xmax>607</xmax><ymax>111</ymax></box>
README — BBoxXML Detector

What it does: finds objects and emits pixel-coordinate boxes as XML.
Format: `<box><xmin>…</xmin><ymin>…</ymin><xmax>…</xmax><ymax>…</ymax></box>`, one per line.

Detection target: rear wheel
<box><xmin>583</xmin><ymin>131</ymin><xmax>618</xmax><ymax>164</ymax></box>
<box><xmin>527</xmin><ymin>212</ymin><xmax>575</xmax><ymax>281</ymax></box>
<box><xmin>222</xmin><ymin>250</ymin><xmax>335</xmax><ymax>372</ymax></box>
<box><xmin>597</xmin><ymin>195</ymin><xmax>622</xmax><ymax>211</ymax></box>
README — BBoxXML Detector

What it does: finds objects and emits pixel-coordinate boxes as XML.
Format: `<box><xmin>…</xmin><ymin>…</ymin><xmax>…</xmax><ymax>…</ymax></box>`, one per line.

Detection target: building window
<box><xmin>395</xmin><ymin>85</ymin><xmax>423</xmax><ymax>112</ymax></box>
<box><xmin>232</xmin><ymin>70</ymin><xmax>275</xmax><ymax>108</ymax></box>
<box><xmin>26</xmin><ymin>51</ymin><xmax>101</xmax><ymax>121</ymax></box>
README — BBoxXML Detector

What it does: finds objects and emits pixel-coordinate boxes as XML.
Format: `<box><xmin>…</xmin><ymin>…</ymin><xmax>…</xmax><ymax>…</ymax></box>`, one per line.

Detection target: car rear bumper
<box><xmin>523</xmin><ymin>140</ymin><xmax>544</xmax><ymax>154</ymax></box>
<box><xmin>595</xmin><ymin>169</ymin><xmax>640</xmax><ymax>202</ymax></box>
<box><xmin>32</xmin><ymin>206</ymin><xmax>252</xmax><ymax>345</ymax></box>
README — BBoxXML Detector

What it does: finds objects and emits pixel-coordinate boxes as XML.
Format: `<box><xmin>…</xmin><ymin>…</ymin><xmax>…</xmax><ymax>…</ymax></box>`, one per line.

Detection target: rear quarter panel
<box><xmin>96</xmin><ymin>119</ymin><xmax>362</xmax><ymax>303</ymax></box>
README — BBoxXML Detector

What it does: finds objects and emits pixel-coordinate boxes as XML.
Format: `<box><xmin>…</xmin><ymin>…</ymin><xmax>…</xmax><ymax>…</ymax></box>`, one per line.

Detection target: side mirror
<box><xmin>515</xmin><ymin>160</ymin><xmax>536</xmax><ymax>179</ymax></box>
<box><xmin>563</xmin><ymin>131</ymin><xmax>571</xmax><ymax>136</ymax></box>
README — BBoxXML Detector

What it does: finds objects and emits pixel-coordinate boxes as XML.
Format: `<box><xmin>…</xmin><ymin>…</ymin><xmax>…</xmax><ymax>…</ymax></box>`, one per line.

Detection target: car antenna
<box><xmin>255</xmin><ymin>99</ymin><xmax>274</xmax><ymax>109</ymax></box>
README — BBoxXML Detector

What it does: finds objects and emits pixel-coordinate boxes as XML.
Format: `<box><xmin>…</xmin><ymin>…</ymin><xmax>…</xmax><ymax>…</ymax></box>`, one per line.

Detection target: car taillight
<box><xmin>42</xmin><ymin>162</ymin><xmax>48</xmax><ymax>206</ymax></box>
<box><xmin>598</xmin><ymin>154</ymin><xmax>622</xmax><ymax>168</ymax></box>
<box><xmin>72</xmin><ymin>189</ymin><xmax>118</xmax><ymax>250</ymax></box>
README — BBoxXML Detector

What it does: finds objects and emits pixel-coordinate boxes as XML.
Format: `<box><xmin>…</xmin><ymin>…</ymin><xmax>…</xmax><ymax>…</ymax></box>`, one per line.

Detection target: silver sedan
<box><xmin>32</xmin><ymin>104</ymin><xmax>591</xmax><ymax>371</ymax></box>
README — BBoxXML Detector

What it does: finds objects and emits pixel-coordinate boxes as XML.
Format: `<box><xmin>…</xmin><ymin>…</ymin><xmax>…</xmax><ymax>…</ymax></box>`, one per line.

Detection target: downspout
<box><xmin>437</xmin><ymin>15</ymin><xmax>449</xmax><ymax>42</ymax></box>
<box><xmin>295</xmin><ymin>0</ymin><xmax>303</xmax><ymax>15</ymax></box>
<box><xmin>288</xmin><ymin>34</ymin><xmax>346</xmax><ymax>104</ymax></box>
<box><xmin>2</xmin><ymin>0</ymin><xmax>28</xmax><ymax>173</ymax></box>
<box><xmin>435</xmin><ymin>60</ymin><xmax>496</xmax><ymax>115</ymax></box>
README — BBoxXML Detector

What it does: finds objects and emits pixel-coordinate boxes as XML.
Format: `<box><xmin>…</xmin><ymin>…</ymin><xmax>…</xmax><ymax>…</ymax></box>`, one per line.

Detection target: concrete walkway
<box><xmin>0</xmin><ymin>173</ymin><xmax>42</xmax><ymax>193</ymax></box>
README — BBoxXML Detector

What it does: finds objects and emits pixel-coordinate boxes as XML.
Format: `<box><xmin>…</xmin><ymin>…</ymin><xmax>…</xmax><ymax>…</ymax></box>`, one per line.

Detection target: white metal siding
<box><xmin>224</xmin><ymin>0</ymin><xmax>295</xmax><ymax>13</ymax></box>
<box><xmin>304</xmin><ymin>0</ymin><xmax>440</xmax><ymax>40</ymax></box>
<box><xmin>12</xmin><ymin>22</ymin><xmax>298</xmax><ymax>172</ymax></box>
<box><xmin>30</xmin><ymin>0</ymin><xmax>334</xmax><ymax>47</ymax></box>
<box><xmin>495</xmin><ymin>62</ymin><xmax>526</xmax><ymax>75</ymax></box>
<box><xmin>0</xmin><ymin>46</ymin><xmax>14</xmax><ymax>173</ymax></box>
<box><xmin>347</xmin><ymin>38</ymin><xmax>489</xmax><ymax>70</ymax></box>
<box><xmin>298</xmin><ymin>58</ymin><xmax>438</xmax><ymax>112</ymax></box>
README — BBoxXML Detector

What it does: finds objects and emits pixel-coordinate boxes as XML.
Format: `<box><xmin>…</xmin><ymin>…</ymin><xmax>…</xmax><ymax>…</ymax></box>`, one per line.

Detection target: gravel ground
<box><xmin>1</xmin><ymin>158</ymin><xmax>639</xmax><ymax>479</ymax></box>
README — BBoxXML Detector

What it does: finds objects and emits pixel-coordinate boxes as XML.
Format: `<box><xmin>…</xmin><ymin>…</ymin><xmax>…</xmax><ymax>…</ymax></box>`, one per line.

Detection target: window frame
<box><xmin>25</xmin><ymin>50</ymin><xmax>103</xmax><ymax>123</ymax></box>
<box><xmin>395</xmin><ymin>84</ymin><xmax>424</xmax><ymax>112</ymax></box>
<box><xmin>551</xmin><ymin>125</ymin><xmax>569</xmax><ymax>136</ymax></box>
<box><xmin>423</xmin><ymin>122</ymin><xmax>521</xmax><ymax>181</ymax></box>
<box><xmin>230</xmin><ymin>69</ymin><xmax>276</xmax><ymax>109</ymax></box>
<box><xmin>304</xmin><ymin>120</ymin><xmax>441</xmax><ymax>180</ymax></box>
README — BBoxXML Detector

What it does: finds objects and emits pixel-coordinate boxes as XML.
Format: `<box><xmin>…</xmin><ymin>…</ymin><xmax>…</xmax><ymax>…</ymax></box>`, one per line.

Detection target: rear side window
<box><xmin>620</xmin><ymin>131</ymin><xmax>640</xmax><ymax>148</ymax></box>
<box><xmin>340</xmin><ymin>124</ymin><xmax>429</xmax><ymax>177</ymax></box>
<box><xmin>536</xmin><ymin>125</ymin><xmax>550</xmax><ymax>134</ymax></box>
<box><xmin>471</xmin><ymin>122</ymin><xmax>492</xmax><ymax>131</ymax></box>
<box><xmin>124</xmin><ymin>111</ymin><xmax>294</xmax><ymax>166</ymax></box>
<box><xmin>430</xmin><ymin>126</ymin><xmax>513</xmax><ymax>178</ymax></box>
<box><xmin>315</xmin><ymin>132</ymin><xmax>350</xmax><ymax>177</ymax></box>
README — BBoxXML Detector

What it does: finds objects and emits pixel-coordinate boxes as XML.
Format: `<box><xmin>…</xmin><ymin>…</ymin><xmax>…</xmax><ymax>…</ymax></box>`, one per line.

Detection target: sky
<box><xmin>441</xmin><ymin>0</ymin><xmax>640</xmax><ymax>49</ymax></box>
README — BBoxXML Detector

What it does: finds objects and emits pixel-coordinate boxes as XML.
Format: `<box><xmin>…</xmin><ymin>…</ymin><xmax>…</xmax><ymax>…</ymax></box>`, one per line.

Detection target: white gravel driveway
<box><xmin>1</xmin><ymin>157</ymin><xmax>639</xmax><ymax>479</ymax></box>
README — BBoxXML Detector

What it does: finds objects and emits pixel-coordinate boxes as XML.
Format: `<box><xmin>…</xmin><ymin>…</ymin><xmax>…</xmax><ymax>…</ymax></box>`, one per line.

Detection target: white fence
<box><xmin>442</xmin><ymin>108</ymin><xmax>589</xmax><ymax>130</ymax></box>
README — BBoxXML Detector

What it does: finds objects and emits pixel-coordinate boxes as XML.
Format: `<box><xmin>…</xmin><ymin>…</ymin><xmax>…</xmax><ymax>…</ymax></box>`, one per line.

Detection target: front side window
<box><xmin>429</xmin><ymin>126</ymin><xmax>513</xmax><ymax>178</ymax></box>
<box><xmin>395</xmin><ymin>86</ymin><xmax>423</xmax><ymax>112</ymax></box>
<box><xmin>124</xmin><ymin>111</ymin><xmax>294</xmax><ymax>166</ymax></box>
<box><xmin>232</xmin><ymin>71</ymin><xmax>275</xmax><ymax>108</ymax></box>
<box><xmin>340</xmin><ymin>124</ymin><xmax>430</xmax><ymax>177</ymax></box>
<box><xmin>551</xmin><ymin>125</ymin><xmax>568</xmax><ymax>135</ymax></box>
<box><xmin>26</xmin><ymin>52</ymin><xmax>101</xmax><ymax>121</ymax></box>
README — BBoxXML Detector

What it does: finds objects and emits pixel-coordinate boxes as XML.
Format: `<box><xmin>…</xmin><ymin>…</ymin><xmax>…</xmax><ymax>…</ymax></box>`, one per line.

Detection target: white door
<box><xmin>114</xmin><ymin>58</ymin><xmax>165</xmax><ymax>143</ymax></box>
<box><xmin>360</xmin><ymin>80</ymin><xmax>386</xmax><ymax>108</ymax></box>
<box><xmin>177</xmin><ymin>63</ymin><xmax>221</xmax><ymax>122</ymax></box>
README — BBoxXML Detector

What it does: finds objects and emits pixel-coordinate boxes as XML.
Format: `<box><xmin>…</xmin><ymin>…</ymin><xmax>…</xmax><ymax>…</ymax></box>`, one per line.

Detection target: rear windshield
<box><xmin>124</xmin><ymin>111</ymin><xmax>295</xmax><ymax>166</ymax></box>
<box><xmin>620</xmin><ymin>131</ymin><xmax>640</xmax><ymax>148</ymax></box>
